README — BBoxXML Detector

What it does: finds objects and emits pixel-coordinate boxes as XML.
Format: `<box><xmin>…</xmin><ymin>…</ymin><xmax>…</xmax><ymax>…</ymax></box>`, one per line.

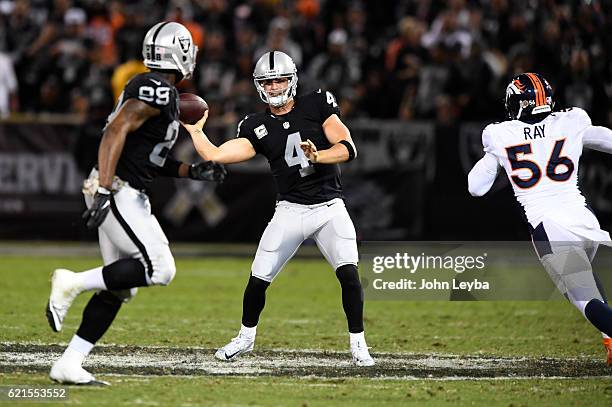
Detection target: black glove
<box><xmin>188</xmin><ymin>161</ymin><xmax>227</xmax><ymax>183</ymax></box>
<box><xmin>82</xmin><ymin>188</ymin><xmax>112</xmax><ymax>229</ymax></box>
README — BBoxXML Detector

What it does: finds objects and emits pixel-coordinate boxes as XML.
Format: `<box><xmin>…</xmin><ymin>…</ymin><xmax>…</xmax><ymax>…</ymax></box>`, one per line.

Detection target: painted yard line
<box><xmin>0</xmin><ymin>342</ymin><xmax>601</xmax><ymax>361</ymax></box>
<box><xmin>1</xmin><ymin>344</ymin><xmax>609</xmax><ymax>380</ymax></box>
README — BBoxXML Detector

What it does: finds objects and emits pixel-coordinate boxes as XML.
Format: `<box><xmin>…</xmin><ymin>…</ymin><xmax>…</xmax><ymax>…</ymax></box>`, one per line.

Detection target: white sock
<box><xmin>350</xmin><ymin>331</ymin><xmax>365</xmax><ymax>345</ymax></box>
<box><xmin>79</xmin><ymin>267</ymin><xmax>107</xmax><ymax>291</ymax></box>
<box><xmin>240</xmin><ymin>324</ymin><xmax>256</xmax><ymax>338</ymax></box>
<box><xmin>63</xmin><ymin>335</ymin><xmax>94</xmax><ymax>364</ymax></box>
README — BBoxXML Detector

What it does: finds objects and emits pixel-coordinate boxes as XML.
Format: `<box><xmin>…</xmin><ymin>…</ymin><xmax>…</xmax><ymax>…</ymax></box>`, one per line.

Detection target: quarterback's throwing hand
<box><xmin>300</xmin><ymin>139</ymin><xmax>318</xmax><ymax>163</ymax></box>
<box><xmin>189</xmin><ymin>161</ymin><xmax>227</xmax><ymax>183</ymax></box>
<box><xmin>82</xmin><ymin>189</ymin><xmax>112</xmax><ymax>229</ymax></box>
<box><xmin>182</xmin><ymin>109</ymin><xmax>209</xmax><ymax>133</ymax></box>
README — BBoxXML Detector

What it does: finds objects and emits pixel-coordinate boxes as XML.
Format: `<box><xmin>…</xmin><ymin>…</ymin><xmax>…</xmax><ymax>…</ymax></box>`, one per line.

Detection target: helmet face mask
<box><xmin>253</xmin><ymin>51</ymin><xmax>298</xmax><ymax>107</ymax></box>
<box><xmin>505</xmin><ymin>73</ymin><xmax>554</xmax><ymax>120</ymax></box>
<box><xmin>142</xmin><ymin>22</ymin><xmax>198</xmax><ymax>80</ymax></box>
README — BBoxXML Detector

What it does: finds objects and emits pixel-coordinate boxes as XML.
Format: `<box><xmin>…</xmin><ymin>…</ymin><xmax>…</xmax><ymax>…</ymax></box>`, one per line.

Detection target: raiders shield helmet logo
<box><xmin>178</xmin><ymin>36</ymin><xmax>191</xmax><ymax>53</ymax></box>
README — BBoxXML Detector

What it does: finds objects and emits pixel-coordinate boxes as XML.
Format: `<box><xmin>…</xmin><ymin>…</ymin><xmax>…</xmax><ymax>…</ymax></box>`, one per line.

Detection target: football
<box><xmin>179</xmin><ymin>93</ymin><xmax>209</xmax><ymax>125</ymax></box>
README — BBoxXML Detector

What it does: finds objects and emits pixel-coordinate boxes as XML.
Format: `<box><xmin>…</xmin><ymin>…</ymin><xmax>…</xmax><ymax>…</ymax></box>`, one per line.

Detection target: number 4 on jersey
<box><xmin>326</xmin><ymin>91</ymin><xmax>338</xmax><ymax>107</ymax></box>
<box><xmin>505</xmin><ymin>139</ymin><xmax>574</xmax><ymax>189</ymax></box>
<box><xmin>285</xmin><ymin>132</ymin><xmax>315</xmax><ymax>177</ymax></box>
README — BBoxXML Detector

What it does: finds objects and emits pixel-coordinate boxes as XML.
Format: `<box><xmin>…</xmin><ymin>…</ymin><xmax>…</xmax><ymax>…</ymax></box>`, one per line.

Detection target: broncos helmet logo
<box><xmin>505</xmin><ymin>72</ymin><xmax>554</xmax><ymax>120</ymax></box>
<box><xmin>513</xmin><ymin>79</ymin><xmax>526</xmax><ymax>92</ymax></box>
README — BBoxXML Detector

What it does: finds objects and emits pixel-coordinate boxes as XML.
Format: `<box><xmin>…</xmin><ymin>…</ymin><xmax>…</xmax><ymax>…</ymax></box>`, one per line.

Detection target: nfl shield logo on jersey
<box><xmin>283</xmin><ymin>122</ymin><xmax>290</xmax><ymax>129</ymax></box>
<box><xmin>255</xmin><ymin>124</ymin><xmax>268</xmax><ymax>139</ymax></box>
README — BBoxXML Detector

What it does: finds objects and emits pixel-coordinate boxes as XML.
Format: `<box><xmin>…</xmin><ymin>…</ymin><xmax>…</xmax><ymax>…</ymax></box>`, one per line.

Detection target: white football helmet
<box><xmin>253</xmin><ymin>51</ymin><xmax>298</xmax><ymax>107</ymax></box>
<box><xmin>142</xmin><ymin>21</ymin><xmax>197</xmax><ymax>80</ymax></box>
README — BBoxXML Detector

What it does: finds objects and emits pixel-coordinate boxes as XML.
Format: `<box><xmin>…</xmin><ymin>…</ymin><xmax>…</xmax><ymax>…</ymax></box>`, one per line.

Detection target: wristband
<box><xmin>188</xmin><ymin>164</ymin><xmax>197</xmax><ymax>179</ymax></box>
<box><xmin>339</xmin><ymin>140</ymin><xmax>356</xmax><ymax>161</ymax></box>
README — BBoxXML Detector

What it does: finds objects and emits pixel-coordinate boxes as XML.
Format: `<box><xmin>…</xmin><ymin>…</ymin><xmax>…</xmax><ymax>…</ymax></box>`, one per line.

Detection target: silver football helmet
<box><xmin>253</xmin><ymin>51</ymin><xmax>298</xmax><ymax>107</ymax></box>
<box><xmin>142</xmin><ymin>21</ymin><xmax>197</xmax><ymax>80</ymax></box>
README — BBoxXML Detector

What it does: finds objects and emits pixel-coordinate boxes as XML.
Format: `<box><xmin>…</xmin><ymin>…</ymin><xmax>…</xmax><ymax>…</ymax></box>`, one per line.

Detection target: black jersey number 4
<box><xmin>281</xmin><ymin>90</ymin><xmax>336</xmax><ymax>177</ymax></box>
<box><xmin>284</xmin><ymin>132</ymin><xmax>315</xmax><ymax>177</ymax></box>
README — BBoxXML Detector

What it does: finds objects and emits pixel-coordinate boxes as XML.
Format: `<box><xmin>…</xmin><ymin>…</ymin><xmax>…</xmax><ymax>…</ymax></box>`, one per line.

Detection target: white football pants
<box><xmin>532</xmin><ymin>213</ymin><xmax>610</xmax><ymax>316</ymax></box>
<box><xmin>84</xmin><ymin>169</ymin><xmax>176</xmax><ymax>300</ymax></box>
<box><xmin>251</xmin><ymin>198</ymin><xmax>359</xmax><ymax>282</ymax></box>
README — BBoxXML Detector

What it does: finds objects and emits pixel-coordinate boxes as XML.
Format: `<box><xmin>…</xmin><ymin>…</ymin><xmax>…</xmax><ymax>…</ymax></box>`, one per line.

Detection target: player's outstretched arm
<box><xmin>98</xmin><ymin>99</ymin><xmax>160</xmax><ymax>189</ymax></box>
<box><xmin>468</xmin><ymin>153</ymin><xmax>499</xmax><ymax>197</ymax></box>
<box><xmin>183</xmin><ymin>112</ymin><xmax>256</xmax><ymax>164</ymax></box>
<box><xmin>302</xmin><ymin>114</ymin><xmax>356</xmax><ymax>164</ymax></box>
<box><xmin>582</xmin><ymin>125</ymin><xmax>612</xmax><ymax>154</ymax></box>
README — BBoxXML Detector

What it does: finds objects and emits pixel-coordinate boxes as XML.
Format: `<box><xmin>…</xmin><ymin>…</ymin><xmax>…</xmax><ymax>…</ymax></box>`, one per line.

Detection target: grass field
<box><xmin>1</xmin><ymin>250</ymin><xmax>611</xmax><ymax>406</ymax></box>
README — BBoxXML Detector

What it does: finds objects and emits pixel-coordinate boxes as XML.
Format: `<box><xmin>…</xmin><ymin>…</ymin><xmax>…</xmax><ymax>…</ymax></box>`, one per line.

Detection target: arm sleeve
<box><xmin>468</xmin><ymin>126</ymin><xmax>499</xmax><ymax>197</ymax></box>
<box><xmin>157</xmin><ymin>157</ymin><xmax>183</xmax><ymax>178</ymax></box>
<box><xmin>581</xmin><ymin>125</ymin><xmax>612</xmax><ymax>154</ymax></box>
<box><xmin>481</xmin><ymin>125</ymin><xmax>496</xmax><ymax>154</ymax></box>
<box><xmin>468</xmin><ymin>153</ymin><xmax>499</xmax><ymax>197</ymax></box>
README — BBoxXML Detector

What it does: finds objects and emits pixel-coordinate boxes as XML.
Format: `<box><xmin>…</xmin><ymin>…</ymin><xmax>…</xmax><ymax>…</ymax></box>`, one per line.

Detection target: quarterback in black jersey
<box><xmin>45</xmin><ymin>22</ymin><xmax>225</xmax><ymax>385</ymax></box>
<box><xmin>184</xmin><ymin>51</ymin><xmax>374</xmax><ymax>366</ymax></box>
<box><xmin>237</xmin><ymin>89</ymin><xmax>344</xmax><ymax>204</ymax></box>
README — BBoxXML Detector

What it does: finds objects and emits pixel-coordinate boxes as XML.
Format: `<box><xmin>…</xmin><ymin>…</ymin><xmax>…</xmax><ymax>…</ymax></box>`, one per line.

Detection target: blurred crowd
<box><xmin>0</xmin><ymin>0</ymin><xmax>611</xmax><ymax>125</ymax></box>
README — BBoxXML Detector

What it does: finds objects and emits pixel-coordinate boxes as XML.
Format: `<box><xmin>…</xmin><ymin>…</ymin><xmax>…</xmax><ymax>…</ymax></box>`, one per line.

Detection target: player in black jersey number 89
<box><xmin>45</xmin><ymin>22</ymin><xmax>226</xmax><ymax>385</ymax></box>
<box><xmin>184</xmin><ymin>50</ymin><xmax>374</xmax><ymax>366</ymax></box>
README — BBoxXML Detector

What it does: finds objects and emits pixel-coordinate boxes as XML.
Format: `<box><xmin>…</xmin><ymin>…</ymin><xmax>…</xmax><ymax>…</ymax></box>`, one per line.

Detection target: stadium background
<box><xmin>0</xmin><ymin>0</ymin><xmax>611</xmax><ymax>242</ymax></box>
<box><xmin>2</xmin><ymin>2</ymin><xmax>612</xmax><ymax>404</ymax></box>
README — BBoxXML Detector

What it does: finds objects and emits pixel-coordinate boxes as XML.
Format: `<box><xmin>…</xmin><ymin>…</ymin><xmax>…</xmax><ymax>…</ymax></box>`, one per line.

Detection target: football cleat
<box><xmin>214</xmin><ymin>334</ymin><xmax>255</xmax><ymax>362</ymax></box>
<box><xmin>351</xmin><ymin>340</ymin><xmax>375</xmax><ymax>367</ymax></box>
<box><xmin>50</xmin><ymin>356</ymin><xmax>108</xmax><ymax>386</ymax></box>
<box><xmin>46</xmin><ymin>269</ymin><xmax>83</xmax><ymax>332</ymax></box>
<box><xmin>604</xmin><ymin>338</ymin><xmax>612</xmax><ymax>367</ymax></box>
